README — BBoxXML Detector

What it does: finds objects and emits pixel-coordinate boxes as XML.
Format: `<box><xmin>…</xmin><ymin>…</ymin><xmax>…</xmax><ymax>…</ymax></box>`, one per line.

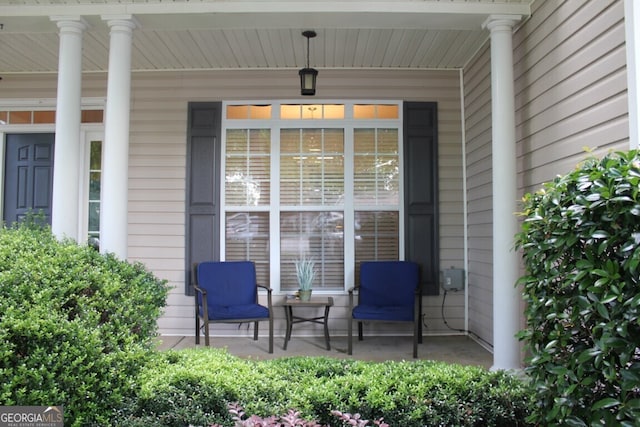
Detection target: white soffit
<box><xmin>0</xmin><ymin>0</ymin><xmax>532</xmax><ymax>73</ymax></box>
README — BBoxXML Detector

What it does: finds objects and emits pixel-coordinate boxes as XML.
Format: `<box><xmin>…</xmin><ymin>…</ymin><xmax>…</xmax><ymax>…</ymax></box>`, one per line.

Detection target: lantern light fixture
<box><xmin>299</xmin><ymin>30</ymin><xmax>318</xmax><ymax>96</ymax></box>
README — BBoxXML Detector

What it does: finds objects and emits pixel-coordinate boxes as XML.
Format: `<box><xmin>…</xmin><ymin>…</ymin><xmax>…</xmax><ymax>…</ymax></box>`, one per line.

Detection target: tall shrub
<box><xmin>0</xmin><ymin>223</ymin><xmax>169</xmax><ymax>426</ymax></box>
<box><xmin>515</xmin><ymin>150</ymin><xmax>640</xmax><ymax>426</ymax></box>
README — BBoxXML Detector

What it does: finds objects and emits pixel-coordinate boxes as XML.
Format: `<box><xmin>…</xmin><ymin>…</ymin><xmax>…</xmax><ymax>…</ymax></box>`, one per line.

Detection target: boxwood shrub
<box><xmin>0</xmin><ymin>223</ymin><xmax>169</xmax><ymax>426</ymax></box>
<box><xmin>515</xmin><ymin>150</ymin><xmax>640</xmax><ymax>426</ymax></box>
<box><xmin>116</xmin><ymin>348</ymin><xmax>533</xmax><ymax>427</ymax></box>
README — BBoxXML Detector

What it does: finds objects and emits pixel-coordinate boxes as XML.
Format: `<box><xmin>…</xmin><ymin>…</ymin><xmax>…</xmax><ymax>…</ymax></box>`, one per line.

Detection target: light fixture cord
<box><xmin>306</xmin><ymin>35</ymin><xmax>310</xmax><ymax>68</ymax></box>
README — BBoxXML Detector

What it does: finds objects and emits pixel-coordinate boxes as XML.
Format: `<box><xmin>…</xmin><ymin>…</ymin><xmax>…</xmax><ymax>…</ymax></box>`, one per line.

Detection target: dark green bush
<box><xmin>116</xmin><ymin>348</ymin><xmax>533</xmax><ymax>427</ymax></box>
<box><xmin>0</xmin><ymin>223</ymin><xmax>169</xmax><ymax>426</ymax></box>
<box><xmin>515</xmin><ymin>150</ymin><xmax>640</xmax><ymax>426</ymax></box>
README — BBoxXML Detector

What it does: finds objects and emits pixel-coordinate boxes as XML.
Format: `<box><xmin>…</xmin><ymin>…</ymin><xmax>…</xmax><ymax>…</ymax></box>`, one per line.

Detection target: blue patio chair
<box><xmin>193</xmin><ymin>261</ymin><xmax>273</xmax><ymax>353</ymax></box>
<box><xmin>348</xmin><ymin>260</ymin><xmax>422</xmax><ymax>358</ymax></box>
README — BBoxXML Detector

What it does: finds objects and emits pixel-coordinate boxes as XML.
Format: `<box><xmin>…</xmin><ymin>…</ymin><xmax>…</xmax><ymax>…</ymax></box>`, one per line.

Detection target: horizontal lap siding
<box><xmin>463</xmin><ymin>0</ymin><xmax>629</xmax><ymax>351</ymax></box>
<box><xmin>514</xmin><ymin>0</ymin><xmax>629</xmax><ymax>193</ymax></box>
<box><xmin>128</xmin><ymin>92</ymin><xmax>187</xmax><ymax>319</ymax></box>
<box><xmin>463</xmin><ymin>41</ymin><xmax>494</xmax><ymax>347</ymax></box>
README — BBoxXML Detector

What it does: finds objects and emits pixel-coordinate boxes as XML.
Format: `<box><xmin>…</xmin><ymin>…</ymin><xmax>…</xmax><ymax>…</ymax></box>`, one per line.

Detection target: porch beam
<box><xmin>100</xmin><ymin>15</ymin><xmax>138</xmax><ymax>259</ymax></box>
<box><xmin>483</xmin><ymin>14</ymin><xmax>522</xmax><ymax>371</ymax></box>
<box><xmin>0</xmin><ymin>2</ymin><xmax>531</xmax><ymax>33</ymax></box>
<box><xmin>50</xmin><ymin>16</ymin><xmax>87</xmax><ymax>242</ymax></box>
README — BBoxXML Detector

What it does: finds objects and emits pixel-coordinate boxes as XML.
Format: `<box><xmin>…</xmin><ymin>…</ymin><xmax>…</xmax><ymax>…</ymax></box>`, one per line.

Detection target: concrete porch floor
<box><xmin>157</xmin><ymin>334</ymin><xmax>493</xmax><ymax>368</ymax></box>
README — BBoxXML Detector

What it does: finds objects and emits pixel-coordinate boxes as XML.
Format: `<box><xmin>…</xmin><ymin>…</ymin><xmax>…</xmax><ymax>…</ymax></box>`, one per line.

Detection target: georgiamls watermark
<box><xmin>0</xmin><ymin>406</ymin><xmax>63</xmax><ymax>427</ymax></box>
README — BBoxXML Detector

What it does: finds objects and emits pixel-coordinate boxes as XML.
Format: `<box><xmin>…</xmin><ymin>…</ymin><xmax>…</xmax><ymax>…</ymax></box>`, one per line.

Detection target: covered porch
<box><xmin>1</xmin><ymin>0</ymin><xmax>635</xmax><ymax>374</ymax></box>
<box><xmin>157</xmin><ymin>334</ymin><xmax>493</xmax><ymax>368</ymax></box>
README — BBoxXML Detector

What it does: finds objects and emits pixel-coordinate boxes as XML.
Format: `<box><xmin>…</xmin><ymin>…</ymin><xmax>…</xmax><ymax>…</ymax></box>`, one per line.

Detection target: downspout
<box><xmin>459</xmin><ymin>68</ymin><xmax>470</xmax><ymax>333</ymax></box>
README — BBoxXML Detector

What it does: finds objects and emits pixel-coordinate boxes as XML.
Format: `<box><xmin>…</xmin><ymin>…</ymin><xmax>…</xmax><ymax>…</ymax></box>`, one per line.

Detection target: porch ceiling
<box><xmin>0</xmin><ymin>0</ymin><xmax>532</xmax><ymax>75</ymax></box>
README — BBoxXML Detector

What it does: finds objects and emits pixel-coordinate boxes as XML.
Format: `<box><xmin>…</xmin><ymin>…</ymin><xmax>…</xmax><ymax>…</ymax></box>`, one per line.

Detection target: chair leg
<box><xmin>347</xmin><ymin>317</ymin><xmax>353</xmax><ymax>355</ymax></box>
<box><xmin>253</xmin><ymin>321</ymin><xmax>259</xmax><ymax>341</ymax></box>
<box><xmin>268</xmin><ymin>317</ymin><xmax>273</xmax><ymax>354</ymax></box>
<box><xmin>195</xmin><ymin>315</ymin><xmax>200</xmax><ymax>345</ymax></box>
<box><xmin>204</xmin><ymin>321</ymin><xmax>210</xmax><ymax>347</ymax></box>
<box><xmin>413</xmin><ymin>320</ymin><xmax>419</xmax><ymax>359</ymax></box>
<box><xmin>358</xmin><ymin>321</ymin><xmax>363</xmax><ymax>341</ymax></box>
<box><xmin>418</xmin><ymin>301</ymin><xmax>424</xmax><ymax>344</ymax></box>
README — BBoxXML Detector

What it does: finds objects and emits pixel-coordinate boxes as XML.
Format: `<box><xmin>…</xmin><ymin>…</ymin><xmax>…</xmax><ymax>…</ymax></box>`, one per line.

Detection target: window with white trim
<box><xmin>222</xmin><ymin>101</ymin><xmax>402</xmax><ymax>292</ymax></box>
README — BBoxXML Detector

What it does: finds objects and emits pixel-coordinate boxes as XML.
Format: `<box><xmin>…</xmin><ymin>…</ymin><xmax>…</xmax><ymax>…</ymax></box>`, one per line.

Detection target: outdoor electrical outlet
<box><xmin>442</xmin><ymin>267</ymin><xmax>465</xmax><ymax>292</ymax></box>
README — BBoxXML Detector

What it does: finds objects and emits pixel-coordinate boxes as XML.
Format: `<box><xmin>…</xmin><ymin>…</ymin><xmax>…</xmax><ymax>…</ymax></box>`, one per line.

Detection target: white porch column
<box><xmin>100</xmin><ymin>16</ymin><xmax>137</xmax><ymax>259</ymax></box>
<box><xmin>625</xmin><ymin>0</ymin><xmax>640</xmax><ymax>149</ymax></box>
<box><xmin>50</xmin><ymin>16</ymin><xmax>87</xmax><ymax>241</ymax></box>
<box><xmin>483</xmin><ymin>14</ymin><xmax>522</xmax><ymax>371</ymax></box>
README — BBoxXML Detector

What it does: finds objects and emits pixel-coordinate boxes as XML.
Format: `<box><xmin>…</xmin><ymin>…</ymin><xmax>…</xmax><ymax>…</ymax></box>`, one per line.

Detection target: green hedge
<box><xmin>515</xmin><ymin>150</ymin><xmax>640</xmax><ymax>426</ymax></box>
<box><xmin>116</xmin><ymin>348</ymin><xmax>533</xmax><ymax>427</ymax></box>
<box><xmin>0</xmin><ymin>223</ymin><xmax>169</xmax><ymax>426</ymax></box>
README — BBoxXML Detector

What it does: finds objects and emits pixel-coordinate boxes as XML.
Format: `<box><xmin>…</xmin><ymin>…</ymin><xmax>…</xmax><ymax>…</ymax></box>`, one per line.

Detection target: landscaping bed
<box><xmin>114</xmin><ymin>348</ymin><xmax>533</xmax><ymax>427</ymax></box>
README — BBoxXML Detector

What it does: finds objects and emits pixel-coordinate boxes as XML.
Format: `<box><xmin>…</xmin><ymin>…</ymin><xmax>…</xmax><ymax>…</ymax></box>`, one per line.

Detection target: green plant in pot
<box><xmin>295</xmin><ymin>257</ymin><xmax>315</xmax><ymax>301</ymax></box>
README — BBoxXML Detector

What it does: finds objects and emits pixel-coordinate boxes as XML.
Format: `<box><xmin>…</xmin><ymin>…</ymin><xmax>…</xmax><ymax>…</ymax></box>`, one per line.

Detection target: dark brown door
<box><xmin>3</xmin><ymin>133</ymin><xmax>55</xmax><ymax>226</ymax></box>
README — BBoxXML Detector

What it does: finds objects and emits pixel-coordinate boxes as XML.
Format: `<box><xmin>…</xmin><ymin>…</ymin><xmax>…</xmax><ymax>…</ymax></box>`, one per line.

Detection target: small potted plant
<box><xmin>295</xmin><ymin>257</ymin><xmax>315</xmax><ymax>301</ymax></box>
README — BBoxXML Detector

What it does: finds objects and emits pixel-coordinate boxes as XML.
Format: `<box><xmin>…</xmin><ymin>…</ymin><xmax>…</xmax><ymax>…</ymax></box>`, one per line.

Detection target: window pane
<box><xmin>281</xmin><ymin>104</ymin><xmax>301</xmax><ymax>119</ymax></box>
<box><xmin>281</xmin><ymin>211</ymin><xmax>344</xmax><ymax>290</ymax></box>
<box><xmin>280</xmin><ymin>128</ymin><xmax>344</xmax><ymax>205</ymax></box>
<box><xmin>302</xmin><ymin>105</ymin><xmax>322</xmax><ymax>119</ymax></box>
<box><xmin>354</xmin><ymin>104</ymin><xmax>398</xmax><ymax>119</ymax></box>
<box><xmin>90</xmin><ymin>140</ymin><xmax>102</xmax><ymax>170</ymax></box>
<box><xmin>226</xmin><ymin>129</ymin><xmax>248</xmax><ymax>153</ymax></box>
<box><xmin>354</xmin><ymin>105</ymin><xmax>375</xmax><ymax>119</ymax></box>
<box><xmin>354</xmin><ymin>128</ymin><xmax>399</xmax><ymax>205</ymax></box>
<box><xmin>0</xmin><ymin>111</ymin><xmax>7</xmax><ymax>124</ymax></box>
<box><xmin>323</xmin><ymin>104</ymin><xmax>345</xmax><ymax>119</ymax></box>
<box><xmin>9</xmin><ymin>111</ymin><xmax>30</xmax><ymax>124</ymax></box>
<box><xmin>280</xmin><ymin>128</ymin><xmax>300</xmax><ymax>153</ymax></box>
<box><xmin>378</xmin><ymin>104</ymin><xmax>399</xmax><ymax>119</ymax></box>
<box><xmin>88</xmin><ymin>202</ymin><xmax>100</xmax><ymax>236</ymax></box>
<box><xmin>355</xmin><ymin>211</ymin><xmax>399</xmax><ymax>282</ymax></box>
<box><xmin>225</xmin><ymin>212</ymin><xmax>270</xmax><ymax>286</ymax></box>
<box><xmin>82</xmin><ymin>110</ymin><xmax>104</xmax><ymax>123</ymax></box>
<box><xmin>225</xmin><ymin>129</ymin><xmax>270</xmax><ymax>206</ymax></box>
<box><xmin>249</xmin><ymin>105</ymin><xmax>271</xmax><ymax>119</ymax></box>
<box><xmin>89</xmin><ymin>171</ymin><xmax>101</xmax><ymax>200</ymax></box>
<box><xmin>377</xmin><ymin>128</ymin><xmax>399</xmax><ymax>154</ymax></box>
<box><xmin>33</xmin><ymin>110</ymin><xmax>55</xmax><ymax>124</ymax></box>
<box><xmin>227</xmin><ymin>105</ymin><xmax>249</xmax><ymax>119</ymax></box>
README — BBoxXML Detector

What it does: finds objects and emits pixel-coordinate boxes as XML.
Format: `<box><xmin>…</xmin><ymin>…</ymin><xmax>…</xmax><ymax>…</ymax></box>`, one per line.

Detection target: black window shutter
<box><xmin>185</xmin><ymin>102</ymin><xmax>221</xmax><ymax>295</ymax></box>
<box><xmin>403</xmin><ymin>102</ymin><xmax>439</xmax><ymax>295</ymax></box>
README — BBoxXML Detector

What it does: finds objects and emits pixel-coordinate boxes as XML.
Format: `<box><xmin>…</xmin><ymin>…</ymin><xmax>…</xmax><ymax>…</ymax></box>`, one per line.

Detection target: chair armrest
<box><xmin>257</xmin><ymin>283</ymin><xmax>272</xmax><ymax>293</ymax></box>
<box><xmin>257</xmin><ymin>284</ymin><xmax>273</xmax><ymax>311</ymax></box>
<box><xmin>193</xmin><ymin>284</ymin><xmax>208</xmax><ymax>321</ymax></box>
<box><xmin>193</xmin><ymin>285</ymin><xmax>207</xmax><ymax>298</ymax></box>
<box><xmin>348</xmin><ymin>285</ymin><xmax>359</xmax><ymax>309</ymax></box>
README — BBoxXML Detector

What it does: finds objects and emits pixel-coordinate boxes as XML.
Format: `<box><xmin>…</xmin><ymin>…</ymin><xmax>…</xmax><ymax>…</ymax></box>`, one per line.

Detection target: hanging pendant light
<box><xmin>299</xmin><ymin>30</ymin><xmax>318</xmax><ymax>96</ymax></box>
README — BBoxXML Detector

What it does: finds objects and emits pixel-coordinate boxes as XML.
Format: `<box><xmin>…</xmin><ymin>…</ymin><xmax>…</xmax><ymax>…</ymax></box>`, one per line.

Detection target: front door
<box><xmin>3</xmin><ymin>133</ymin><xmax>55</xmax><ymax>226</ymax></box>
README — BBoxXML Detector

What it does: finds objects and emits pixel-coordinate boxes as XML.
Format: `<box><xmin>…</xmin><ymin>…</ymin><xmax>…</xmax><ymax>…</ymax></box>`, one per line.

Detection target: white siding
<box><xmin>0</xmin><ymin>68</ymin><xmax>466</xmax><ymax>339</ymax></box>
<box><xmin>463</xmin><ymin>0</ymin><xmax>629</xmax><ymax>349</ymax></box>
